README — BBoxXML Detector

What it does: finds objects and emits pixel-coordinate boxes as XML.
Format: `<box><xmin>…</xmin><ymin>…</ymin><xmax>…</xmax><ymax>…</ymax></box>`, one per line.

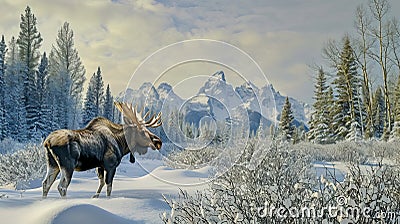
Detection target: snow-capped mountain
<box><xmin>157</xmin><ymin>83</ymin><xmax>184</xmax><ymax>110</ymax></box>
<box><xmin>118</xmin><ymin>82</ymin><xmax>161</xmax><ymax>112</ymax></box>
<box><xmin>265</xmin><ymin>84</ymin><xmax>310</xmax><ymax>124</ymax></box>
<box><xmin>198</xmin><ymin>71</ymin><xmax>242</xmax><ymax>121</ymax></box>
<box><xmin>117</xmin><ymin>71</ymin><xmax>310</xmax><ymax>134</ymax></box>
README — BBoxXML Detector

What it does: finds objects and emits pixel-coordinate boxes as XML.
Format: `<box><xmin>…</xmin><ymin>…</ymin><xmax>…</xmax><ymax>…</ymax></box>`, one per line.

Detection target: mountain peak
<box><xmin>139</xmin><ymin>82</ymin><xmax>155</xmax><ymax>89</ymax></box>
<box><xmin>157</xmin><ymin>82</ymin><xmax>172</xmax><ymax>92</ymax></box>
<box><xmin>243</xmin><ymin>81</ymin><xmax>259</xmax><ymax>91</ymax></box>
<box><xmin>212</xmin><ymin>71</ymin><xmax>226</xmax><ymax>82</ymax></box>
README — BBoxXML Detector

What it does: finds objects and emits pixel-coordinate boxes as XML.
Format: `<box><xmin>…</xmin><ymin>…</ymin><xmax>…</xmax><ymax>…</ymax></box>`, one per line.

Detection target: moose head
<box><xmin>114</xmin><ymin>102</ymin><xmax>162</xmax><ymax>155</ymax></box>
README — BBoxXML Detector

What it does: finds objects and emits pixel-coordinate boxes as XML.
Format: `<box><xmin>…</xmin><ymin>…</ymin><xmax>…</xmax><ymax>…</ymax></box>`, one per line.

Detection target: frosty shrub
<box><xmin>0</xmin><ymin>143</ymin><xmax>46</xmax><ymax>189</ymax></box>
<box><xmin>368</xmin><ymin>140</ymin><xmax>400</xmax><ymax>163</ymax></box>
<box><xmin>0</xmin><ymin>138</ymin><xmax>26</xmax><ymax>154</ymax></box>
<box><xmin>323</xmin><ymin>163</ymin><xmax>400</xmax><ymax>223</ymax></box>
<box><xmin>162</xmin><ymin>140</ymin><xmax>400</xmax><ymax>223</ymax></box>
<box><xmin>295</xmin><ymin>140</ymin><xmax>400</xmax><ymax>165</ymax></box>
<box><xmin>166</xmin><ymin>146</ymin><xmax>223</xmax><ymax>169</ymax></box>
<box><xmin>294</xmin><ymin>141</ymin><xmax>369</xmax><ymax>164</ymax></box>
<box><xmin>162</xmin><ymin>141</ymin><xmax>316</xmax><ymax>223</ymax></box>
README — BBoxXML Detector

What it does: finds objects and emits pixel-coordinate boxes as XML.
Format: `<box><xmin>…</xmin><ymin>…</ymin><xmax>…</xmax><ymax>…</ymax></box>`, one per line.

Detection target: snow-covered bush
<box><xmin>295</xmin><ymin>140</ymin><xmax>400</xmax><ymax>165</ymax></box>
<box><xmin>0</xmin><ymin>143</ymin><xmax>46</xmax><ymax>189</ymax></box>
<box><xmin>162</xmin><ymin>140</ymin><xmax>400</xmax><ymax>223</ymax></box>
<box><xmin>293</xmin><ymin>141</ymin><xmax>369</xmax><ymax>164</ymax></box>
<box><xmin>162</xmin><ymin>141</ymin><xmax>316</xmax><ymax>223</ymax></box>
<box><xmin>165</xmin><ymin>146</ymin><xmax>224</xmax><ymax>169</ymax></box>
<box><xmin>0</xmin><ymin>138</ymin><xmax>26</xmax><ymax>154</ymax></box>
<box><xmin>367</xmin><ymin>140</ymin><xmax>400</xmax><ymax>163</ymax></box>
<box><xmin>319</xmin><ymin>163</ymin><xmax>400</xmax><ymax>223</ymax></box>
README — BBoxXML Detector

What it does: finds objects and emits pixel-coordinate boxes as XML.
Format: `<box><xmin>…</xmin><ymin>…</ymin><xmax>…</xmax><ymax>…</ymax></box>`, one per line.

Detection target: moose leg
<box><xmin>54</xmin><ymin>142</ymin><xmax>79</xmax><ymax>198</ymax></box>
<box><xmin>42</xmin><ymin>166</ymin><xmax>60</xmax><ymax>198</ymax></box>
<box><xmin>105</xmin><ymin>168</ymin><xmax>116</xmax><ymax>197</ymax></box>
<box><xmin>92</xmin><ymin>167</ymin><xmax>105</xmax><ymax>198</ymax></box>
<box><xmin>57</xmin><ymin>167</ymin><xmax>74</xmax><ymax>198</ymax></box>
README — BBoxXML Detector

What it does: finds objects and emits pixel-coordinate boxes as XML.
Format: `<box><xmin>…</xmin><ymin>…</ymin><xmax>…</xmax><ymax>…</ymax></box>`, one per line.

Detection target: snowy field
<box><xmin>0</xmin><ymin>159</ymin><xmax>358</xmax><ymax>224</ymax></box>
<box><xmin>0</xmin><ymin>141</ymin><xmax>399</xmax><ymax>223</ymax></box>
<box><xmin>0</xmin><ymin>157</ymin><xmax>211</xmax><ymax>224</ymax></box>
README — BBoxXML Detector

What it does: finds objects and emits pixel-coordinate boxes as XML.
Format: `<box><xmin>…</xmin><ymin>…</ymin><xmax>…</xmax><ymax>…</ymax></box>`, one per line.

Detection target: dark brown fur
<box><xmin>42</xmin><ymin>116</ymin><xmax>161</xmax><ymax>198</ymax></box>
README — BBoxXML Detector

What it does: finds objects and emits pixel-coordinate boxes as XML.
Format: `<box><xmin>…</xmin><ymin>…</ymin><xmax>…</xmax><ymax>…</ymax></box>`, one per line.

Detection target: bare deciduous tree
<box><xmin>368</xmin><ymin>0</ymin><xmax>392</xmax><ymax>137</ymax></box>
<box><xmin>354</xmin><ymin>4</ymin><xmax>374</xmax><ymax>138</ymax></box>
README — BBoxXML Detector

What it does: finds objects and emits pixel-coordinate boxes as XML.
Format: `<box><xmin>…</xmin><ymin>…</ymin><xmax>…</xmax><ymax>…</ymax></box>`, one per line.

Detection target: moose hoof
<box><xmin>92</xmin><ymin>194</ymin><xmax>100</xmax><ymax>198</ymax></box>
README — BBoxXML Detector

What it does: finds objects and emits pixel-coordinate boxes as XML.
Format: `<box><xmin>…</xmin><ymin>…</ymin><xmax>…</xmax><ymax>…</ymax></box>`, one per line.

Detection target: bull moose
<box><xmin>42</xmin><ymin>102</ymin><xmax>162</xmax><ymax>198</ymax></box>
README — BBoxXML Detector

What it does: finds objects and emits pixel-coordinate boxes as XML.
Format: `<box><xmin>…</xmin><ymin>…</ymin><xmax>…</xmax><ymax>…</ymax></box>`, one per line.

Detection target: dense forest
<box><xmin>0</xmin><ymin>6</ymin><xmax>118</xmax><ymax>142</ymax></box>
<box><xmin>279</xmin><ymin>0</ymin><xmax>400</xmax><ymax>144</ymax></box>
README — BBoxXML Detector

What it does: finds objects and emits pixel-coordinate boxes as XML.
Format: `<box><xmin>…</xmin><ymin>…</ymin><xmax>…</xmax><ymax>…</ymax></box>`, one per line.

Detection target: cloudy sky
<box><xmin>1</xmin><ymin>0</ymin><xmax>400</xmax><ymax>103</ymax></box>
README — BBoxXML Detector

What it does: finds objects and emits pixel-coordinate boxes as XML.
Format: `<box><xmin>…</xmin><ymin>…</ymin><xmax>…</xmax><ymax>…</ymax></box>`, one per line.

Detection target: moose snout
<box><xmin>151</xmin><ymin>136</ymin><xmax>162</xmax><ymax>150</ymax></box>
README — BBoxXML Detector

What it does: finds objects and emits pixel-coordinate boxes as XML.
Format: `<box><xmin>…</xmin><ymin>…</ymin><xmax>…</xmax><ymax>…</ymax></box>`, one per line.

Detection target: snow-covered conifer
<box><xmin>373</xmin><ymin>88</ymin><xmax>385</xmax><ymax>139</ymax></box>
<box><xmin>279</xmin><ymin>97</ymin><xmax>295</xmax><ymax>143</ymax></box>
<box><xmin>4</xmin><ymin>37</ymin><xmax>27</xmax><ymax>141</ymax></box>
<box><xmin>102</xmin><ymin>84</ymin><xmax>114</xmax><ymax>121</ymax></box>
<box><xmin>17</xmin><ymin>6</ymin><xmax>43</xmax><ymax>139</ymax></box>
<box><xmin>49</xmin><ymin>22</ymin><xmax>85</xmax><ymax>128</ymax></box>
<box><xmin>332</xmin><ymin>36</ymin><xmax>364</xmax><ymax>141</ymax></box>
<box><xmin>82</xmin><ymin>67</ymin><xmax>104</xmax><ymax>126</ymax></box>
<box><xmin>0</xmin><ymin>35</ymin><xmax>6</xmax><ymax>140</ymax></box>
<box><xmin>308</xmin><ymin>68</ymin><xmax>334</xmax><ymax>144</ymax></box>
<box><xmin>35</xmin><ymin>52</ymin><xmax>51</xmax><ymax>138</ymax></box>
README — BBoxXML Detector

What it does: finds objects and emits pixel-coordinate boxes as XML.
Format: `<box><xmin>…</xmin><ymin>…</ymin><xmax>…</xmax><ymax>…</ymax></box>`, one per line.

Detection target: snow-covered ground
<box><xmin>0</xmin><ymin>157</ymin><xmax>211</xmax><ymax>224</ymax></box>
<box><xmin>0</xmin><ymin>149</ymin><xmax>391</xmax><ymax>224</ymax></box>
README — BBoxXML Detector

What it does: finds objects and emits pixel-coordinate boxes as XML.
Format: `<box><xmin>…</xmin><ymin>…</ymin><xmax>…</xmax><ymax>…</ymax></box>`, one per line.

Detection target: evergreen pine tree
<box><xmin>113</xmin><ymin>103</ymin><xmax>121</xmax><ymax>124</ymax></box>
<box><xmin>308</xmin><ymin>68</ymin><xmax>334</xmax><ymax>144</ymax></box>
<box><xmin>292</xmin><ymin>125</ymin><xmax>306</xmax><ymax>144</ymax></box>
<box><xmin>102</xmin><ymin>84</ymin><xmax>114</xmax><ymax>121</ymax></box>
<box><xmin>4</xmin><ymin>37</ymin><xmax>27</xmax><ymax>141</ymax></box>
<box><xmin>332</xmin><ymin>36</ymin><xmax>364</xmax><ymax>141</ymax></box>
<box><xmin>50</xmin><ymin>68</ymin><xmax>73</xmax><ymax>129</ymax></box>
<box><xmin>298</xmin><ymin>124</ymin><xmax>307</xmax><ymax>142</ymax></box>
<box><xmin>82</xmin><ymin>77</ymin><xmax>95</xmax><ymax>126</ymax></box>
<box><xmin>279</xmin><ymin>97</ymin><xmax>295</xmax><ymax>143</ymax></box>
<box><xmin>292</xmin><ymin>127</ymin><xmax>300</xmax><ymax>144</ymax></box>
<box><xmin>16</xmin><ymin>6</ymin><xmax>42</xmax><ymax>72</ymax></box>
<box><xmin>35</xmin><ymin>52</ymin><xmax>51</xmax><ymax>138</ymax></box>
<box><xmin>373</xmin><ymin>87</ymin><xmax>385</xmax><ymax>139</ymax></box>
<box><xmin>17</xmin><ymin>6</ymin><xmax>43</xmax><ymax>139</ymax></box>
<box><xmin>49</xmin><ymin>22</ymin><xmax>85</xmax><ymax>128</ymax></box>
<box><xmin>326</xmin><ymin>87</ymin><xmax>336</xmax><ymax>141</ymax></box>
<box><xmin>0</xmin><ymin>35</ymin><xmax>6</xmax><ymax>140</ymax></box>
<box><xmin>82</xmin><ymin>67</ymin><xmax>104</xmax><ymax>126</ymax></box>
<box><xmin>164</xmin><ymin>109</ymin><xmax>181</xmax><ymax>144</ymax></box>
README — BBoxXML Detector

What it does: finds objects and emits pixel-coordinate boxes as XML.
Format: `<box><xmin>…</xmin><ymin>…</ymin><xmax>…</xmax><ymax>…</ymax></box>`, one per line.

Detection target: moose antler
<box><xmin>114</xmin><ymin>102</ymin><xmax>141</xmax><ymax>126</ymax></box>
<box><xmin>135</xmin><ymin>107</ymin><xmax>162</xmax><ymax>128</ymax></box>
<box><xmin>114</xmin><ymin>102</ymin><xmax>162</xmax><ymax>128</ymax></box>
<box><xmin>145</xmin><ymin>112</ymin><xmax>162</xmax><ymax>128</ymax></box>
